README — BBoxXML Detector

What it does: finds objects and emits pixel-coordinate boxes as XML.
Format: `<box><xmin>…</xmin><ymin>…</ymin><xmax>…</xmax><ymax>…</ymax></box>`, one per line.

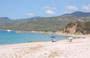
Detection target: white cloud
<box><xmin>26</xmin><ymin>13</ymin><xmax>35</xmax><ymax>16</ymax></box>
<box><xmin>82</xmin><ymin>5</ymin><xmax>90</xmax><ymax>11</ymax></box>
<box><xmin>43</xmin><ymin>6</ymin><xmax>57</xmax><ymax>15</ymax></box>
<box><xmin>66</xmin><ymin>6</ymin><xmax>78</xmax><ymax>11</ymax></box>
<box><xmin>46</xmin><ymin>9</ymin><xmax>56</xmax><ymax>15</ymax></box>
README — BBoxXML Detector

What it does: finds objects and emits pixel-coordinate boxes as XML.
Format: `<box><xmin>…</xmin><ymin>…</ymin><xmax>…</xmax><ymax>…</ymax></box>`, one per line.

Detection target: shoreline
<box><xmin>0</xmin><ymin>30</ymin><xmax>90</xmax><ymax>46</ymax></box>
<box><xmin>0</xmin><ymin>29</ymin><xmax>90</xmax><ymax>37</ymax></box>
<box><xmin>0</xmin><ymin>37</ymin><xmax>90</xmax><ymax>58</ymax></box>
<box><xmin>55</xmin><ymin>31</ymin><xmax>90</xmax><ymax>37</ymax></box>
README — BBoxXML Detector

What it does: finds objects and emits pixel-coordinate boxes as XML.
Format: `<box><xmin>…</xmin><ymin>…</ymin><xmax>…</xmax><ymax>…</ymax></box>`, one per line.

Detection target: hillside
<box><xmin>65</xmin><ymin>21</ymin><xmax>90</xmax><ymax>34</ymax></box>
<box><xmin>0</xmin><ymin>11</ymin><xmax>90</xmax><ymax>31</ymax></box>
<box><xmin>7</xmin><ymin>15</ymin><xmax>80</xmax><ymax>31</ymax></box>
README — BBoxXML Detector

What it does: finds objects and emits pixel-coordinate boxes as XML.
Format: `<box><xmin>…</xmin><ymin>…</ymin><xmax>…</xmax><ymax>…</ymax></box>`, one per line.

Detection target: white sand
<box><xmin>0</xmin><ymin>37</ymin><xmax>90</xmax><ymax>58</ymax></box>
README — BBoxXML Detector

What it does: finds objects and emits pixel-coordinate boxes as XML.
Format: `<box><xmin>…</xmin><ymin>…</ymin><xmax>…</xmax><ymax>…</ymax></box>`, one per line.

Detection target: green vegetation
<box><xmin>65</xmin><ymin>21</ymin><xmax>90</xmax><ymax>34</ymax></box>
<box><xmin>0</xmin><ymin>11</ymin><xmax>90</xmax><ymax>31</ymax></box>
<box><xmin>84</xmin><ymin>21</ymin><xmax>90</xmax><ymax>34</ymax></box>
<box><xmin>0</xmin><ymin>15</ymin><xmax>79</xmax><ymax>31</ymax></box>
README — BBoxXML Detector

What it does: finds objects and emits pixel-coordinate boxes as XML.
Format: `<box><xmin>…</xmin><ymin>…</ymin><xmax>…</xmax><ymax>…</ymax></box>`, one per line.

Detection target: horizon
<box><xmin>1</xmin><ymin>11</ymin><xmax>90</xmax><ymax>20</ymax></box>
<box><xmin>0</xmin><ymin>0</ymin><xmax>90</xmax><ymax>19</ymax></box>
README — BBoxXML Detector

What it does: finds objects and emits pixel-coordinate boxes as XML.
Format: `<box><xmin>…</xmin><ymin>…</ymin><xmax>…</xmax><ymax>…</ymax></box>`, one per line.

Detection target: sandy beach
<box><xmin>0</xmin><ymin>37</ymin><xmax>90</xmax><ymax>58</ymax></box>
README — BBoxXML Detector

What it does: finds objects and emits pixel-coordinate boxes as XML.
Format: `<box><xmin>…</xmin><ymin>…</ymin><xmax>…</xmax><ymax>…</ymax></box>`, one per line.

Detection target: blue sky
<box><xmin>0</xmin><ymin>0</ymin><xmax>90</xmax><ymax>19</ymax></box>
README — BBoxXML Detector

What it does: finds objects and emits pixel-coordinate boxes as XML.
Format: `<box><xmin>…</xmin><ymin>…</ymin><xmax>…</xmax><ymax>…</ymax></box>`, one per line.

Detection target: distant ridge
<box><xmin>0</xmin><ymin>17</ymin><xmax>13</xmax><ymax>25</ymax></box>
<box><xmin>64</xmin><ymin>11</ymin><xmax>90</xmax><ymax>17</ymax></box>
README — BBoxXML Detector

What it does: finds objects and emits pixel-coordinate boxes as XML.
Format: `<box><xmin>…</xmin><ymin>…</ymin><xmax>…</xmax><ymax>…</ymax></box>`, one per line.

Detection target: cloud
<box><xmin>43</xmin><ymin>6</ymin><xmax>57</xmax><ymax>15</ymax></box>
<box><xmin>46</xmin><ymin>9</ymin><xmax>56</xmax><ymax>15</ymax></box>
<box><xmin>26</xmin><ymin>13</ymin><xmax>35</xmax><ymax>16</ymax></box>
<box><xmin>66</xmin><ymin>6</ymin><xmax>78</xmax><ymax>11</ymax></box>
<box><xmin>82</xmin><ymin>5</ymin><xmax>90</xmax><ymax>11</ymax></box>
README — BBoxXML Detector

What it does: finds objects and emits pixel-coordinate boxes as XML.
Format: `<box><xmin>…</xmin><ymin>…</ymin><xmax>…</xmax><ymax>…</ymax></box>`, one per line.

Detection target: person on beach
<box><xmin>68</xmin><ymin>37</ymin><xmax>73</xmax><ymax>42</ymax></box>
<box><xmin>51</xmin><ymin>36</ymin><xmax>56</xmax><ymax>42</ymax></box>
<box><xmin>51</xmin><ymin>38</ymin><xmax>56</xmax><ymax>42</ymax></box>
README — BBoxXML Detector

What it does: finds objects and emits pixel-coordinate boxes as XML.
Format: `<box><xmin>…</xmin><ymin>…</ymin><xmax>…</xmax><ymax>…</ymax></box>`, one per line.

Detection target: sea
<box><xmin>0</xmin><ymin>30</ymin><xmax>68</xmax><ymax>45</ymax></box>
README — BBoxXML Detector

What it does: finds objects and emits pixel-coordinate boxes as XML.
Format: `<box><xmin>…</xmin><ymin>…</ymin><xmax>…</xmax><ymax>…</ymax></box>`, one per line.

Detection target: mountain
<box><xmin>7</xmin><ymin>15</ymin><xmax>80</xmax><ymax>31</ymax></box>
<box><xmin>64</xmin><ymin>11</ymin><xmax>90</xmax><ymax>17</ymax></box>
<box><xmin>0</xmin><ymin>17</ymin><xmax>13</xmax><ymax>25</ymax></box>
<box><xmin>0</xmin><ymin>11</ymin><xmax>90</xmax><ymax>31</ymax></box>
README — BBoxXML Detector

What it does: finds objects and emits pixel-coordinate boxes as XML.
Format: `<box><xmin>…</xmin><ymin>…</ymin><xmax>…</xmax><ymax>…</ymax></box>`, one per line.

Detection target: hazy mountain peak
<box><xmin>0</xmin><ymin>17</ymin><xmax>10</xmax><ymax>20</ymax></box>
<box><xmin>63</xmin><ymin>11</ymin><xmax>90</xmax><ymax>17</ymax></box>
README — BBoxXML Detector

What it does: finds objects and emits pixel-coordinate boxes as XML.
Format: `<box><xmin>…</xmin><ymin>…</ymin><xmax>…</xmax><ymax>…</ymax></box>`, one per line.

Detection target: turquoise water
<box><xmin>0</xmin><ymin>30</ymin><xmax>68</xmax><ymax>45</ymax></box>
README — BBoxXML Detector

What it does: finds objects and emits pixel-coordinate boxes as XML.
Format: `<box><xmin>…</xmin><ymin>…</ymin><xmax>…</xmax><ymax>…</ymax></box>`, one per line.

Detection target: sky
<box><xmin>0</xmin><ymin>0</ymin><xmax>90</xmax><ymax>19</ymax></box>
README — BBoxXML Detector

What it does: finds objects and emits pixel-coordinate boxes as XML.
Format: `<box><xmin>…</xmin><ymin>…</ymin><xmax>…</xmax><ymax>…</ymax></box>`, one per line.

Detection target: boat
<box><xmin>7</xmin><ymin>30</ymin><xmax>11</xmax><ymax>33</ymax></box>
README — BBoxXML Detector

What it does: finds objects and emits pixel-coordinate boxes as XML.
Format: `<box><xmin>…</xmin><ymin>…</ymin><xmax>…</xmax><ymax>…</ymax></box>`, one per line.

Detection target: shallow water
<box><xmin>0</xmin><ymin>30</ymin><xmax>68</xmax><ymax>45</ymax></box>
